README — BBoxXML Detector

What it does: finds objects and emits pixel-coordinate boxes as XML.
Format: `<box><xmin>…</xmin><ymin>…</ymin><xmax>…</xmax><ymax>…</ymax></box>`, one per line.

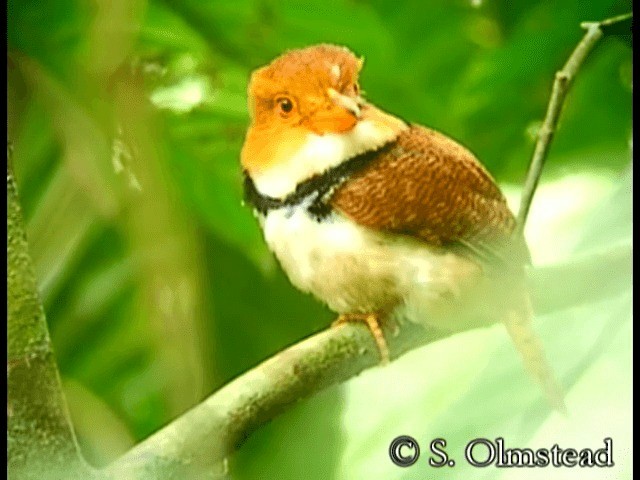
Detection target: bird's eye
<box><xmin>275</xmin><ymin>96</ymin><xmax>294</xmax><ymax>116</ymax></box>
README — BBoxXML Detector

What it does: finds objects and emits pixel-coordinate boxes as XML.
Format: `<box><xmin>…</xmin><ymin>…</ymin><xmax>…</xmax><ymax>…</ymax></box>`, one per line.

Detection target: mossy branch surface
<box><xmin>7</xmin><ymin>163</ymin><xmax>95</xmax><ymax>479</ymax></box>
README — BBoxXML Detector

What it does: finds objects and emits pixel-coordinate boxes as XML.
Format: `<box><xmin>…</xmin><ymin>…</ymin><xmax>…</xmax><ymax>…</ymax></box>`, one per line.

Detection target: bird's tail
<box><xmin>504</xmin><ymin>296</ymin><xmax>567</xmax><ymax>413</ymax></box>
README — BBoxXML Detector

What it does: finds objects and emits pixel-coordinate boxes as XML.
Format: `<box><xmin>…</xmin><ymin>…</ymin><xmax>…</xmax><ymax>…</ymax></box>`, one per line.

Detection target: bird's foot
<box><xmin>332</xmin><ymin>312</ymin><xmax>390</xmax><ymax>364</ymax></box>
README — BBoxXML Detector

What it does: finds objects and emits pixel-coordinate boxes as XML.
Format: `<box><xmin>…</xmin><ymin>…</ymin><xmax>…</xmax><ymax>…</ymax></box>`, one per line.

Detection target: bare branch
<box><xmin>516</xmin><ymin>12</ymin><xmax>632</xmax><ymax>232</ymax></box>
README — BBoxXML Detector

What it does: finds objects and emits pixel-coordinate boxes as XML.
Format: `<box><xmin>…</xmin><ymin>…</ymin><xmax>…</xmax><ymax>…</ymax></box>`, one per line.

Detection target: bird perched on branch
<box><xmin>241</xmin><ymin>44</ymin><xmax>565</xmax><ymax>412</ymax></box>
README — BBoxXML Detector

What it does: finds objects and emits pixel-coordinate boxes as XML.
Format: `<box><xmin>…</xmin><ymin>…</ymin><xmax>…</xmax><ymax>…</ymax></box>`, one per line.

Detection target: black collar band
<box><xmin>243</xmin><ymin>142</ymin><xmax>392</xmax><ymax>220</ymax></box>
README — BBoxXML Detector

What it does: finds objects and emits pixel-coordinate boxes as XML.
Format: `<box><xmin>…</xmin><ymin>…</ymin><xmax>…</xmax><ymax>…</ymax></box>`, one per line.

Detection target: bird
<box><xmin>240</xmin><ymin>44</ymin><xmax>565</xmax><ymax>412</ymax></box>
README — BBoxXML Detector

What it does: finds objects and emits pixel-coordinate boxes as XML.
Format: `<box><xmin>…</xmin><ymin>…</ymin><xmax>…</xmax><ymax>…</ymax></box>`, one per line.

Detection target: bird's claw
<box><xmin>332</xmin><ymin>312</ymin><xmax>390</xmax><ymax>364</ymax></box>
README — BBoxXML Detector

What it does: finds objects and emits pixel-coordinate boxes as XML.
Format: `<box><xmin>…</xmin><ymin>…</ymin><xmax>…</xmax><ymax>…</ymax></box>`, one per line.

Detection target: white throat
<box><xmin>251</xmin><ymin>119</ymin><xmax>400</xmax><ymax>198</ymax></box>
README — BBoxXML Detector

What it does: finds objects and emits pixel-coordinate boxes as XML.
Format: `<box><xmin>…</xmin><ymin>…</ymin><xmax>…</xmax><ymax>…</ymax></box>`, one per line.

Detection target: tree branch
<box><xmin>7</xmin><ymin>161</ymin><xmax>96</xmax><ymax>479</ymax></box>
<box><xmin>104</xmin><ymin>316</ymin><xmax>447</xmax><ymax>477</ymax></box>
<box><xmin>105</xmin><ymin>243</ymin><xmax>630</xmax><ymax>477</ymax></box>
<box><xmin>516</xmin><ymin>12</ymin><xmax>632</xmax><ymax>232</ymax></box>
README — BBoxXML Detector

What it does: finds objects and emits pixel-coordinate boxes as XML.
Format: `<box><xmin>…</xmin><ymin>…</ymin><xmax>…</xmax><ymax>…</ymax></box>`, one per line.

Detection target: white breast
<box><xmin>252</xmin><ymin>118</ymin><xmax>401</xmax><ymax>198</ymax></box>
<box><xmin>260</xmin><ymin>205</ymin><xmax>484</xmax><ymax>327</ymax></box>
<box><xmin>251</xmin><ymin>113</ymin><xmax>485</xmax><ymax>328</ymax></box>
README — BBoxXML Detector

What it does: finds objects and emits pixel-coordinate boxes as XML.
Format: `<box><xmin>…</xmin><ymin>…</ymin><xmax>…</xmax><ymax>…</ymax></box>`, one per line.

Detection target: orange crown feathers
<box><xmin>247</xmin><ymin>44</ymin><xmax>364</xmax><ymax>123</ymax></box>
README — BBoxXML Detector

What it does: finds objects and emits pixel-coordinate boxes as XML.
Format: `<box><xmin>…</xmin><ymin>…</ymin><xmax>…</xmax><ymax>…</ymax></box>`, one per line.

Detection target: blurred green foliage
<box><xmin>7</xmin><ymin>0</ymin><xmax>631</xmax><ymax>479</ymax></box>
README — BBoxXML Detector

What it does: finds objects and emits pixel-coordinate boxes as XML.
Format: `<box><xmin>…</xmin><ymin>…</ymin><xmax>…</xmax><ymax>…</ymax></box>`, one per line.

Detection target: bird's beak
<box><xmin>304</xmin><ymin>88</ymin><xmax>362</xmax><ymax>135</ymax></box>
<box><xmin>327</xmin><ymin>88</ymin><xmax>362</xmax><ymax>118</ymax></box>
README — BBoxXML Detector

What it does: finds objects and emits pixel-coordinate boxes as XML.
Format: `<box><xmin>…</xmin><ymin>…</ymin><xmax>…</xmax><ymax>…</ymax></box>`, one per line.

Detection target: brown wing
<box><xmin>330</xmin><ymin>125</ymin><xmax>530</xmax><ymax>267</ymax></box>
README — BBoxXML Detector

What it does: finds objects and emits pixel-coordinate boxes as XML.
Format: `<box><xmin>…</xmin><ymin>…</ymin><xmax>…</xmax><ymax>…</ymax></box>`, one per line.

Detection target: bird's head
<box><xmin>241</xmin><ymin>44</ymin><xmax>408</xmax><ymax>197</ymax></box>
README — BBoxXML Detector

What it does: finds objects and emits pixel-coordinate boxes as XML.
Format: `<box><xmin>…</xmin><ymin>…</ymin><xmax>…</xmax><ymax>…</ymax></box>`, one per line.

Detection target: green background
<box><xmin>7</xmin><ymin>0</ymin><xmax>632</xmax><ymax>479</ymax></box>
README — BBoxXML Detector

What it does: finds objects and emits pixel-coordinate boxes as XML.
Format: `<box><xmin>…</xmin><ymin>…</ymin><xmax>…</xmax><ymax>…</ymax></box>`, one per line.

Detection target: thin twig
<box><xmin>516</xmin><ymin>12</ymin><xmax>632</xmax><ymax>232</ymax></box>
